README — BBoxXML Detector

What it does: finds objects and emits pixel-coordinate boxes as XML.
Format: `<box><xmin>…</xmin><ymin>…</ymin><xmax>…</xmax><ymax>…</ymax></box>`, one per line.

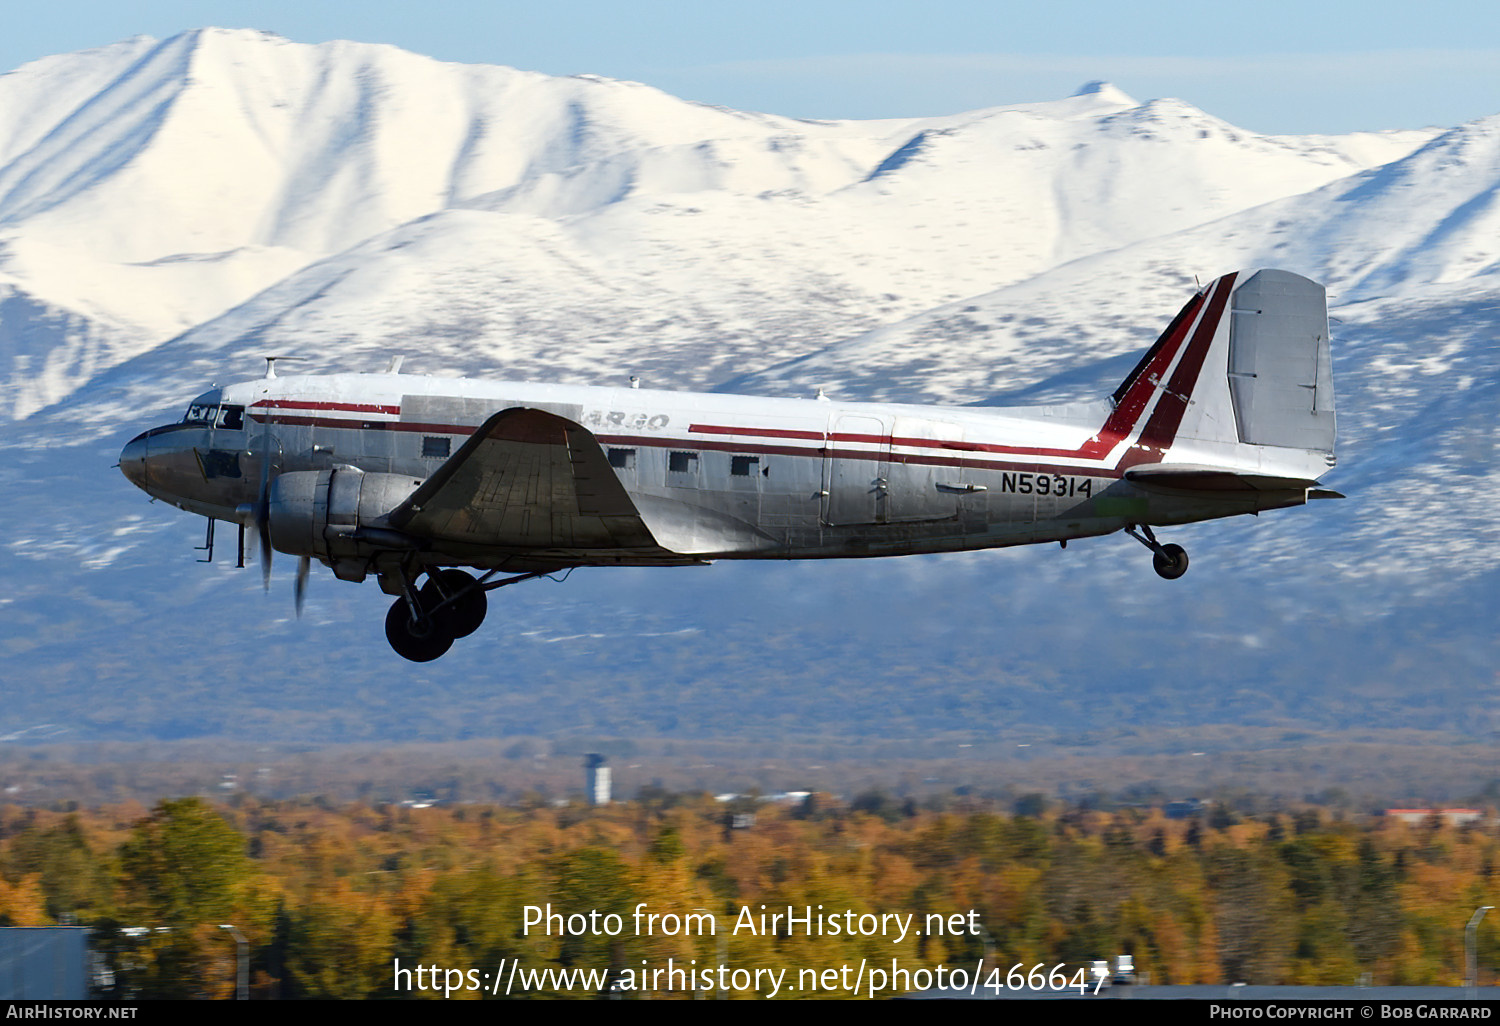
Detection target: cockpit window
<box><xmin>182</xmin><ymin>390</ymin><xmax>235</xmax><ymax>428</ymax></box>
<box><xmin>184</xmin><ymin>402</ymin><xmax>218</xmax><ymax>424</ymax></box>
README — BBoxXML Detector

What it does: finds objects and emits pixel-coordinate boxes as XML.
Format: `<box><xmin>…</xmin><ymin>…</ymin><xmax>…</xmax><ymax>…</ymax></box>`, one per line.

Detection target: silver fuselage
<box><xmin>120</xmin><ymin>371</ymin><xmax>1313</xmax><ymax>570</ymax></box>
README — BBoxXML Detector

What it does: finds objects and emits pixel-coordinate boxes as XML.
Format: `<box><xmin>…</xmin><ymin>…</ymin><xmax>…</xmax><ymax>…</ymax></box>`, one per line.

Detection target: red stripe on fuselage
<box><xmin>249</xmin><ymin>399</ymin><xmax>402</xmax><ymax>416</ymax></box>
<box><xmin>689</xmin><ymin>424</ymin><xmax>824</xmax><ymax>441</ymax></box>
<box><xmin>247</xmin><ymin>415</ymin><xmax>482</xmax><ymax>437</ymax></box>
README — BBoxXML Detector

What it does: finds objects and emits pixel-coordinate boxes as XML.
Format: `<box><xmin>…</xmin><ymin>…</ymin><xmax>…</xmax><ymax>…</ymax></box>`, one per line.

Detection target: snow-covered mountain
<box><xmin>0</xmin><ymin>28</ymin><xmax>1432</xmax><ymax>423</ymax></box>
<box><xmin>0</xmin><ymin>29</ymin><xmax>1493</xmax><ymax>777</ymax></box>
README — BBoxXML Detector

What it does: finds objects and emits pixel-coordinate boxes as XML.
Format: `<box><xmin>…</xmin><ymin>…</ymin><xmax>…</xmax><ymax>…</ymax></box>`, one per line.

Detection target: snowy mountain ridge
<box><xmin>0</xmin><ymin>28</ymin><xmax>1437</xmax><ymax>424</ymax></box>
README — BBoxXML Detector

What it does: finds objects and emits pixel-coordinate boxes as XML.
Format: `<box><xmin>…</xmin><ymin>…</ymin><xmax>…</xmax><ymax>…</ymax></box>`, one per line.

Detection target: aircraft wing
<box><xmin>1125</xmin><ymin>464</ymin><xmax>1344</xmax><ymax>499</ymax></box>
<box><xmin>388</xmin><ymin>407</ymin><xmax>693</xmax><ymax>557</ymax></box>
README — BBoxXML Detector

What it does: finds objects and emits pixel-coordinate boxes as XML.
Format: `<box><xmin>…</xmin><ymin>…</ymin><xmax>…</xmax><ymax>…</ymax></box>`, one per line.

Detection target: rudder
<box><xmin>1226</xmin><ymin>269</ymin><xmax>1335</xmax><ymax>454</ymax></box>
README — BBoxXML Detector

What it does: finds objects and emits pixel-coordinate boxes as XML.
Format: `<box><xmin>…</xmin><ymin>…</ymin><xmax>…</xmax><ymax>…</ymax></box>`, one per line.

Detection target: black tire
<box><xmin>1152</xmin><ymin>543</ymin><xmax>1189</xmax><ymax>580</ymax></box>
<box><xmin>421</xmin><ymin>569</ymin><xmax>488</xmax><ymax>639</ymax></box>
<box><xmin>385</xmin><ymin>597</ymin><xmax>454</xmax><ymax>662</ymax></box>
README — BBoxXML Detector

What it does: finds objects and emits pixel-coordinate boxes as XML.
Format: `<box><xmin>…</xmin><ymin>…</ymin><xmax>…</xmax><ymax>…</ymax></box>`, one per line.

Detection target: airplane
<box><xmin>119</xmin><ymin>268</ymin><xmax>1341</xmax><ymax>662</ymax></box>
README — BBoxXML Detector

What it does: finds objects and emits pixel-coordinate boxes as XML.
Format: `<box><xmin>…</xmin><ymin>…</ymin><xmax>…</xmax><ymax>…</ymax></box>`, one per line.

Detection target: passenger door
<box><xmin>824</xmin><ymin>415</ymin><xmax>890</xmax><ymax>525</ymax></box>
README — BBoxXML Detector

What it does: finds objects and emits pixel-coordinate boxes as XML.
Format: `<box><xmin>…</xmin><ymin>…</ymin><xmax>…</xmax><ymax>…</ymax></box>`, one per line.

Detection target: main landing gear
<box><xmin>384</xmin><ymin>568</ymin><xmax>547</xmax><ymax>662</ymax></box>
<box><xmin>1124</xmin><ymin>524</ymin><xmax>1190</xmax><ymax>580</ymax></box>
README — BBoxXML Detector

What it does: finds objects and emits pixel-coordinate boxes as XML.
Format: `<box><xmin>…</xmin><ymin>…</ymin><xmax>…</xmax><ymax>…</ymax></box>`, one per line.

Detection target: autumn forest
<box><xmin>1</xmin><ymin>794</ymin><xmax>1496</xmax><ymax>998</ymax></box>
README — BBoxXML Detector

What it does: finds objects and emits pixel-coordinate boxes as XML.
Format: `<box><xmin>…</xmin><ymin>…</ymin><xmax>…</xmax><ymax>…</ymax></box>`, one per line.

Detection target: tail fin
<box><xmin>1110</xmin><ymin>283</ymin><xmax>1206</xmax><ymax>410</ymax></box>
<box><xmin>1110</xmin><ymin>270</ymin><xmax>1336</xmax><ymax>479</ymax></box>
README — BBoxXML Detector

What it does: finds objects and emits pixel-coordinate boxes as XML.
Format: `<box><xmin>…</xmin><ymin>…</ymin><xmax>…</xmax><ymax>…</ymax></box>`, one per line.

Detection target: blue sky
<box><xmin>6</xmin><ymin>1</ymin><xmax>1499</xmax><ymax>134</ymax></box>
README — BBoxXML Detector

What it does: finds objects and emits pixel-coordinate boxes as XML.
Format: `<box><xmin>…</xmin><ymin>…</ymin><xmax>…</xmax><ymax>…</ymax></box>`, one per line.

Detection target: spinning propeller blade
<box><xmin>256</xmin><ymin>415</ymin><xmax>273</xmax><ymax>590</ymax></box>
<box><xmin>294</xmin><ymin>556</ymin><xmax>310</xmax><ymax>617</ymax></box>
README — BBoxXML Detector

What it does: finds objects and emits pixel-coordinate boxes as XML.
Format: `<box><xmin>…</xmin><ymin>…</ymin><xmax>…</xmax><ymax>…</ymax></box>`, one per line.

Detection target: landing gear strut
<box><xmin>1124</xmin><ymin>524</ymin><xmax>1190</xmax><ymax>580</ymax></box>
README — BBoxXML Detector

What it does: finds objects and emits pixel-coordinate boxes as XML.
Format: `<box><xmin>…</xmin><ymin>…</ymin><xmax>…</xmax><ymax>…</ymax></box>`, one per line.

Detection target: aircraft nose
<box><xmin>119</xmin><ymin>431</ymin><xmax>150</xmax><ymax>491</ymax></box>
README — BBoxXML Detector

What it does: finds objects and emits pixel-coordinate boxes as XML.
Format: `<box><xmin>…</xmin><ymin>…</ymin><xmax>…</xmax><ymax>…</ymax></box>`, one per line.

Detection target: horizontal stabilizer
<box><xmin>1125</xmin><ymin>463</ymin><xmax>1333</xmax><ymax>494</ymax></box>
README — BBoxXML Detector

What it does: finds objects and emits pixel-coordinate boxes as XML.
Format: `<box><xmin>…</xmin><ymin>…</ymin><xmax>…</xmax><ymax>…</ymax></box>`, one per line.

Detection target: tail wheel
<box><xmin>421</xmin><ymin>569</ymin><xmax>488</xmax><ymax>638</ymax></box>
<box><xmin>1152</xmin><ymin>543</ymin><xmax>1189</xmax><ymax>580</ymax></box>
<box><xmin>385</xmin><ymin>597</ymin><xmax>454</xmax><ymax>662</ymax></box>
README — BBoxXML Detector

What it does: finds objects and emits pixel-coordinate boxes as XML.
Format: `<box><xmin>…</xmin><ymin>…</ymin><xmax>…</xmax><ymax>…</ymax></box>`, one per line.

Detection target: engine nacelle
<box><xmin>267</xmin><ymin>466</ymin><xmax>423</xmax><ymax>578</ymax></box>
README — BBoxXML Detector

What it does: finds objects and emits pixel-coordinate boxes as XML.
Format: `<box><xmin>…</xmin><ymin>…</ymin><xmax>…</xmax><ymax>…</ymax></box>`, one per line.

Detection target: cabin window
<box><xmin>608</xmin><ymin>447</ymin><xmax>636</xmax><ymax>470</ymax></box>
<box><xmin>422</xmin><ymin>436</ymin><xmax>451</xmax><ymax>459</ymax></box>
<box><xmin>730</xmin><ymin>455</ymin><xmax>760</xmax><ymax>477</ymax></box>
<box><xmin>668</xmin><ymin>451</ymin><xmax>698</xmax><ymax>474</ymax></box>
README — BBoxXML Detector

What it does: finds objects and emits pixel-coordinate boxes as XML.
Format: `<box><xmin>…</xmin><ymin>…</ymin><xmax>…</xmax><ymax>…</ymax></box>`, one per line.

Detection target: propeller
<box><xmin>258</xmin><ymin>518</ymin><xmax>273</xmax><ymax>589</ymax></box>
<box><xmin>256</xmin><ymin>416</ymin><xmax>273</xmax><ymax>591</ymax></box>
<box><xmin>245</xmin><ymin>406</ymin><xmax>311</xmax><ymax>615</ymax></box>
<box><xmin>294</xmin><ymin>556</ymin><xmax>310</xmax><ymax>617</ymax></box>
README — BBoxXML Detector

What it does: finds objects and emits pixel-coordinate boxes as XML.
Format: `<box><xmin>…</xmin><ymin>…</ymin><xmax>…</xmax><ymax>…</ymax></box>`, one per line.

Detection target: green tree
<box><xmin>112</xmin><ymin>798</ymin><xmax>263</xmax><ymax>998</ymax></box>
<box><xmin>550</xmin><ymin>847</ymin><xmax>636</xmax><ymax>978</ymax></box>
